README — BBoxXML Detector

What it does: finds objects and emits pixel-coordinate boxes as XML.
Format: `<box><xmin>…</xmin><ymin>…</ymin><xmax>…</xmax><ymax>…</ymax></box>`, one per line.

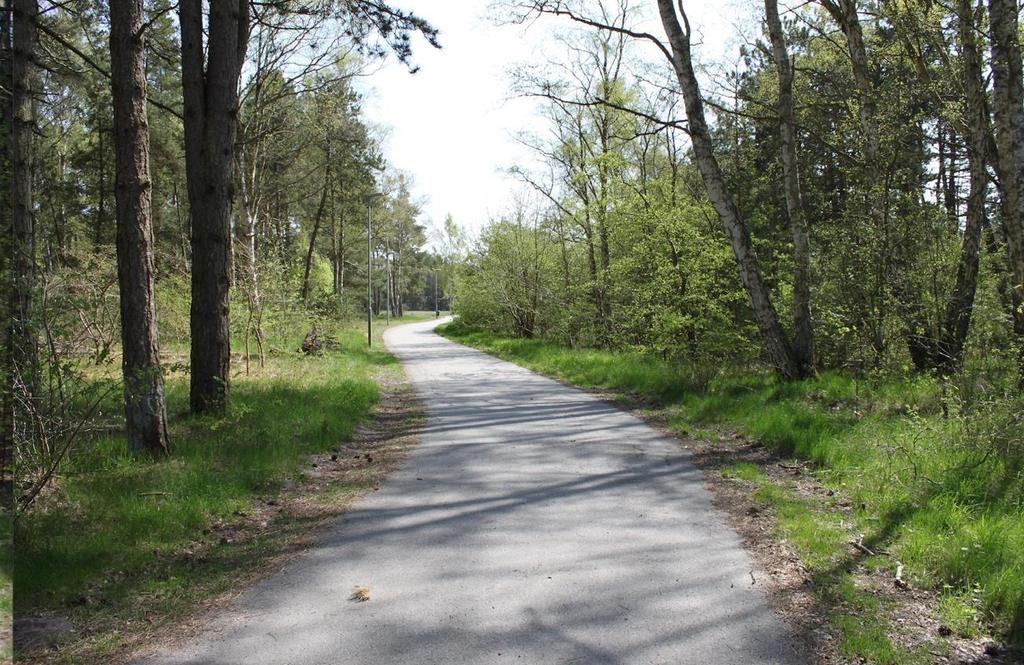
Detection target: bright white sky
<box><xmin>360</xmin><ymin>0</ymin><xmax>760</xmax><ymax>240</ymax></box>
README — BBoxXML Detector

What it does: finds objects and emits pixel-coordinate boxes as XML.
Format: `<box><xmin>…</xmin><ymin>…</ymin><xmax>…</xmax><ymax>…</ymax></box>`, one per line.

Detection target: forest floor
<box><xmin>438</xmin><ymin>323</ymin><xmax>1024</xmax><ymax>665</ymax></box>
<box><xmin>13</xmin><ymin>313</ymin><xmax>431</xmax><ymax>665</ymax></box>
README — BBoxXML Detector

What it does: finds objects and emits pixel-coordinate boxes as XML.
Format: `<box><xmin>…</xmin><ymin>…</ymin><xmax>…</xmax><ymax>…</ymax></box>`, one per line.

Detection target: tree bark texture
<box><xmin>180</xmin><ymin>0</ymin><xmax>250</xmax><ymax>413</ymax></box>
<box><xmin>10</xmin><ymin>0</ymin><xmax>38</xmax><ymax>408</ymax></box>
<box><xmin>109</xmin><ymin>0</ymin><xmax>170</xmax><ymax>455</ymax></box>
<box><xmin>1</xmin><ymin>0</ymin><xmax>13</xmax><ymax>499</ymax></box>
<box><xmin>988</xmin><ymin>0</ymin><xmax>1024</xmax><ymax>382</ymax></box>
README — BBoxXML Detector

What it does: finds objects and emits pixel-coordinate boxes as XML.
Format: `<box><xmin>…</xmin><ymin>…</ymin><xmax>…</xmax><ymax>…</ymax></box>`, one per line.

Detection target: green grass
<box><xmin>440</xmin><ymin>322</ymin><xmax>1024</xmax><ymax>656</ymax></box>
<box><xmin>721</xmin><ymin>461</ymin><xmax>764</xmax><ymax>482</ymax></box>
<box><xmin>15</xmin><ymin>314</ymin><xmax>429</xmax><ymax>659</ymax></box>
<box><xmin>728</xmin><ymin>462</ymin><xmax>924</xmax><ymax>662</ymax></box>
<box><xmin>433</xmin><ymin>327</ymin><xmax>692</xmax><ymax>401</ymax></box>
<box><xmin>833</xmin><ymin>589</ymin><xmax>928</xmax><ymax>665</ymax></box>
<box><xmin>938</xmin><ymin>588</ymin><xmax>983</xmax><ymax>638</ymax></box>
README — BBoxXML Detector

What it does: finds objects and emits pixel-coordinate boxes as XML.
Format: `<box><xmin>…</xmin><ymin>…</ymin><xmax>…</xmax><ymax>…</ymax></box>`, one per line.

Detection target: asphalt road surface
<box><xmin>140</xmin><ymin>318</ymin><xmax>804</xmax><ymax>665</ymax></box>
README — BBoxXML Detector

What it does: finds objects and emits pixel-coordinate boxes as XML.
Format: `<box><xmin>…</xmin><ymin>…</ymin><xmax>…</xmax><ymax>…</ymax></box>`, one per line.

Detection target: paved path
<box><xmin>141</xmin><ymin>319</ymin><xmax>803</xmax><ymax>665</ymax></box>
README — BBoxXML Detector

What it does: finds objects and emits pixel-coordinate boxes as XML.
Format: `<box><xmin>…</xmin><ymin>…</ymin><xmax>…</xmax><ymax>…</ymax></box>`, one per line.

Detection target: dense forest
<box><xmin>2</xmin><ymin>0</ymin><xmax>1024</xmax><ymax>661</ymax></box>
<box><xmin>2</xmin><ymin>0</ymin><xmax>448</xmax><ymax>473</ymax></box>
<box><xmin>461</xmin><ymin>0</ymin><xmax>1022</xmax><ymax>384</ymax></box>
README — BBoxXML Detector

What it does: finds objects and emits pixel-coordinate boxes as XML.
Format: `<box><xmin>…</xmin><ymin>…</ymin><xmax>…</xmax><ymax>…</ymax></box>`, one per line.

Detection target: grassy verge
<box><xmin>15</xmin><ymin>314</ymin><xmax>429</xmax><ymax>663</ymax></box>
<box><xmin>439</xmin><ymin>322</ymin><xmax>1024</xmax><ymax>661</ymax></box>
<box><xmin>721</xmin><ymin>459</ymin><xmax>934</xmax><ymax>663</ymax></box>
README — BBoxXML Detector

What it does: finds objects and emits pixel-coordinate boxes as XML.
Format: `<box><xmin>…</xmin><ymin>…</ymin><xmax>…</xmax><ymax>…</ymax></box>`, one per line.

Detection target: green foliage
<box><xmin>441</xmin><ymin>319</ymin><xmax>692</xmax><ymax>401</ymax></box>
<box><xmin>15</xmin><ymin>0</ymin><xmax>1024</xmax><ymax>660</ymax></box>
<box><xmin>450</xmin><ymin>7</ymin><xmax>1024</xmax><ymax>649</ymax></box>
<box><xmin>464</xmin><ymin>2</ymin><xmax>1022</xmax><ymax>380</ymax></box>
<box><xmin>939</xmin><ymin>589</ymin><xmax>983</xmax><ymax>638</ymax></box>
<box><xmin>454</xmin><ymin>215</ymin><xmax>562</xmax><ymax>338</ymax></box>
<box><xmin>155</xmin><ymin>273</ymin><xmax>192</xmax><ymax>347</ymax></box>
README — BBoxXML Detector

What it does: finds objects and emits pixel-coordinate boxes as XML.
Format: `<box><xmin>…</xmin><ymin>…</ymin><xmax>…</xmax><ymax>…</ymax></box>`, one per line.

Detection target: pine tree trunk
<box><xmin>330</xmin><ymin>178</ymin><xmax>339</xmax><ymax>294</ymax></box>
<box><xmin>765</xmin><ymin>0</ymin><xmax>815</xmax><ymax>375</ymax></box>
<box><xmin>942</xmin><ymin>124</ymin><xmax>959</xmax><ymax>221</ymax></box>
<box><xmin>1</xmin><ymin>0</ymin><xmax>14</xmax><ymax>500</ymax></box>
<box><xmin>109</xmin><ymin>0</ymin><xmax>170</xmax><ymax>455</ymax></box>
<box><xmin>657</xmin><ymin>0</ymin><xmax>802</xmax><ymax>379</ymax></box>
<box><xmin>988</xmin><ymin>0</ymin><xmax>1024</xmax><ymax>384</ymax></box>
<box><xmin>10</xmin><ymin>0</ymin><xmax>38</xmax><ymax>406</ymax></box>
<box><xmin>180</xmin><ymin>0</ymin><xmax>250</xmax><ymax>414</ymax></box>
